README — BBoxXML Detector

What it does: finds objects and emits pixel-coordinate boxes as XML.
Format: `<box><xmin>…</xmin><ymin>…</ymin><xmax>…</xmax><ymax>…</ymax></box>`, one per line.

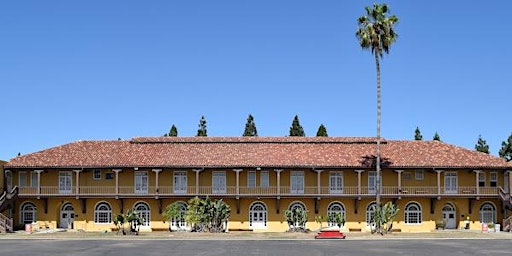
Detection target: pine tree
<box><xmin>475</xmin><ymin>135</ymin><xmax>489</xmax><ymax>154</ymax></box>
<box><xmin>316</xmin><ymin>124</ymin><xmax>328</xmax><ymax>137</ymax></box>
<box><xmin>433</xmin><ymin>132</ymin><xmax>441</xmax><ymax>141</ymax></box>
<box><xmin>242</xmin><ymin>114</ymin><xmax>258</xmax><ymax>136</ymax></box>
<box><xmin>414</xmin><ymin>127</ymin><xmax>423</xmax><ymax>140</ymax></box>
<box><xmin>289</xmin><ymin>115</ymin><xmax>305</xmax><ymax>136</ymax></box>
<box><xmin>499</xmin><ymin>133</ymin><xmax>512</xmax><ymax>162</ymax></box>
<box><xmin>169</xmin><ymin>125</ymin><xmax>178</xmax><ymax>137</ymax></box>
<box><xmin>196</xmin><ymin>116</ymin><xmax>207</xmax><ymax>137</ymax></box>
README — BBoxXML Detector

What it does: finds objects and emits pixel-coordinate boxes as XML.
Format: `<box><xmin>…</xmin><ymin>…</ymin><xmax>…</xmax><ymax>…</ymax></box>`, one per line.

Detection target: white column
<box><xmin>73</xmin><ymin>169</ymin><xmax>82</xmax><ymax>195</ymax></box>
<box><xmin>314</xmin><ymin>169</ymin><xmax>324</xmax><ymax>194</ymax></box>
<box><xmin>193</xmin><ymin>169</ymin><xmax>203</xmax><ymax>194</ymax></box>
<box><xmin>436</xmin><ymin>170</ymin><xmax>443</xmax><ymax>195</ymax></box>
<box><xmin>474</xmin><ymin>170</ymin><xmax>481</xmax><ymax>195</ymax></box>
<box><xmin>275</xmin><ymin>169</ymin><xmax>283</xmax><ymax>195</ymax></box>
<box><xmin>233</xmin><ymin>169</ymin><xmax>242</xmax><ymax>195</ymax></box>
<box><xmin>355</xmin><ymin>170</ymin><xmax>364</xmax><ymax>196</ymax></box>
<box><xmin>394</xmin><ymin>170</ymin><xmax>403</xmax><ymax>193</ymax></box>
<box><xmin>113</xmin><ymin>169</ymin><xmax>122</xmax><ymax>195</ymax></box>
<box><xmin>152</xmin><ymin>169</ymin><xmax>162</xmax><ymax>195</ymax></box>
<box><xmin>34</xmin><ymin>170</ymin><xmax>44</xmax><ymax>196</ymax></box>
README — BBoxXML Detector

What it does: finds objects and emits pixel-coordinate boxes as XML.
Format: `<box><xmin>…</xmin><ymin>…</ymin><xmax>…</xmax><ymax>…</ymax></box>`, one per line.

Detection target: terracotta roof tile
<box><xmin>5</xmin><ymin>137</ymin><xmax>511</xmax><ymax>169</ymax></box>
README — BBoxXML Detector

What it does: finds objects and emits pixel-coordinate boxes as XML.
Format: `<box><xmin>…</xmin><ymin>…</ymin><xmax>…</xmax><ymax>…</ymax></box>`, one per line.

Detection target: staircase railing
<box><xmin>0</xmin><ymin>212</ymin><xmax>13</xmax><ymax>233</ymax></box>
<box><xmin>503</xmin><ymin>215</ymin><xmax>512</xmax><ymax>232</ymax></box>
<box><xmin>498</xmin><ymin>187</ymin><xmax>512</xmax><ymax>207</ymax></box>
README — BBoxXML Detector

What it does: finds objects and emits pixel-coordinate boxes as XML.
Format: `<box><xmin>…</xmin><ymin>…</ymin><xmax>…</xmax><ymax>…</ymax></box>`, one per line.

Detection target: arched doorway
<box><xmin>249</xmin><ymin>202</ymin><xmax>267</xmax><ymax>229</ymax></box>
<box><xmin>60</xmin><ymin>203</ymin><xmax>75</xmax><ymax>229</ymax></box>
<box><xmin>442</xmin><ymin>203</ymin><xmax>456</xmax><ymax>229</ymax></box>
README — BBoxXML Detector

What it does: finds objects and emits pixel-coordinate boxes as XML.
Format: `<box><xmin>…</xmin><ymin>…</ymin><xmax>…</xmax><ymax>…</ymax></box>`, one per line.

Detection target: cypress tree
<box><xmin>316</xmin><ymin>124</ymin><xmax>328</xmax><ymax>137</ymax></box>
<box><xmin>414</xmin><ymin>127</ymin><xmax>423</xmax><ymax>140</ymax></box>
<box><xmin>474</xmin><ymin>135</ymin><xmax>489</xmax><ymax>154</ymax></box>
<box><xmin>499</xmin><ymin>133</ymin><xmax>512</xmax><ymax>162</ymax></box>
<box><xmin>243</xmin><ymin>114</ymin><xmax>258</xmax><ymax>136</ymax></box>
<box><xmin>433</xmin><ymin>132</ymin><xmax>441</xmax><ymax>141</ymax></box>
<box><xmin>169</xmin><ymin>125</ymin><xmax>178</xmax><ymax>137</ymax></box>
<box><xmin>289</xmin><ymin>115</ymin><xmax>305</xmax><ymax>136</ymax></box>
<box><xmin>197</xmin><ymin>116</ymin><xmax>207</xmax><ymax>137</ymax></box>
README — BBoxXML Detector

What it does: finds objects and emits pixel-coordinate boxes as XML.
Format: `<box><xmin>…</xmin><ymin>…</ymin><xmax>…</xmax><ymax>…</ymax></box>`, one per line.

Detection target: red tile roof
<box><xmin>4</xmin><ymin>137</ymin><xmax>511</xmax><ymax>169</ymax></box>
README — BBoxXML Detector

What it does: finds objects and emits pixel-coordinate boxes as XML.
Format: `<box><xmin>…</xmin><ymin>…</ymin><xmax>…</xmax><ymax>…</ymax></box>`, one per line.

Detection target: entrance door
<box><xmin>444</xmin><ymin>172</ymin><xmax>458</xmax><ymax>194</ymax></box>
<box><xmin>442</xmin><ymin>204</ymin><xmax>456</xmax><ymax>229</ymax></box>
<box><xmin>60</xmin><ymin>203</ymin><xmax>75</xmax><ymax>229</ymax></box>
<box><xmin>290</xmin><ymin>171</ymin><xmax>304</xmax><ymax>194</ymax></box>
<box><xmin>59</xmin><ymin>172</ymin><xmax>72</xmax><ymax>194</ymax></box>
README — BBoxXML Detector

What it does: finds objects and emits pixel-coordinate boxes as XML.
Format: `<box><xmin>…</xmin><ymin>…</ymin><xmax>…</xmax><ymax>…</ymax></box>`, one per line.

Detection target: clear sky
<box><xmin>1</xmin><ymin>1</ymin><xmax>511</xmax><ymax>160</ymax></box>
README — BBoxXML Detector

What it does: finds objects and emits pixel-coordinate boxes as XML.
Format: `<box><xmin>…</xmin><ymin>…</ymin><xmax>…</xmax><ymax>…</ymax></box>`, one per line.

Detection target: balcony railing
<box><xmin>17</xmin><ymin>185</ymin><xmax>502</xmax><ymax>197</ymax></box>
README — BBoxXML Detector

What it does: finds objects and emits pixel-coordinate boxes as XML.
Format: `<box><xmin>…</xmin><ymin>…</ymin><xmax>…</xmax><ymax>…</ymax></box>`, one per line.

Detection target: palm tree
<box><xmin>356</xmin><ymin>3</ymin><xmax>398</xmax><ymax>207</ymax></box>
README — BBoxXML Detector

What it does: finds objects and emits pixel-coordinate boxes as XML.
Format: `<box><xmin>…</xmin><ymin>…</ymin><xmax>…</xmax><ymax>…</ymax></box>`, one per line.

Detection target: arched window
<box><xmin>249</xmin><ymin>202</ymin><xmax>267</xmax><ymax>228</ymax></box>
<box><xmin>479</xmin><ymin>203</ymin><xmax>496</xmax><ymax>224</ymax></box>
<box><xmin>94</xmin><ymin>202</ymin><xmax>112</xmax><ymax>224</ymax></box>
<box><xmin>170</xmin><ymin>202</ymin><xmax>188</xmax><ymax>229</ymax></box>
<box><xmin>289</xmin><ymin>201</ymin><xmax>306</xmax><ymax>212</ymax></box>
<box><xmin>366</xmin><ymin>202</ymin><xmax>376</xmax><ymax>225</ymax></box>
<box><xmin>20</xmin><ymin>202</ymin><xmax>37</xmax><ymax>224</ymax></box>
<box><xmin>134</xmin><ymin>202</ymin><xmax>150</xmax><ymax>227</ymax></box>
<box><xmin>405</xmin><ymin>202</ymin><xmax>422</xmax><ymax>224</ymax></box>
<box><xmin>327</xmin><ymin>202</ymin><xmax>345</xmax><ymax>227</ymax></box>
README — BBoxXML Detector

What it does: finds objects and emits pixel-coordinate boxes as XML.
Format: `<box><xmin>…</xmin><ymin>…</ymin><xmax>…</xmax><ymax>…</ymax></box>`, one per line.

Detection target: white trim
<box><xmin>94</xmin><ymin>201</ymin><xmax>112</xmax><ymax>224</ymax></box>
<box><xmin>249</xmin><ymin>201</ymin><xmax>268</xmax><ymax>229</ymax></box>
<box><xmin>404</xmin><ymin>201</ymin><xmax>422</xmax><ymax>225</ymax></box>
<box><xmin>133</xmin><ymin>201</ymin><xmax>151</xmax><ymax>227</ymax></box>
<box><xmin>93</xmin><ymin>169</ymin><xmax>102</xmax><ymax>180</ymax></box>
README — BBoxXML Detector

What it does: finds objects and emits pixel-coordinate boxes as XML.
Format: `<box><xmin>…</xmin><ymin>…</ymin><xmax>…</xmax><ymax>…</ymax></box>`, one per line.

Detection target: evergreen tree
<box><xmin>169</xmin><ymin>125</ymin><xmax>178</xmax><ymax>137</ymax></box>
<box><xmin>289</xmin><ymin>115</ymin><xmax>305</xmax><ymax>136</ymax></box>
<box><xmin>475</xmin><ymin>135</ymin><xmax>490</xmax><ymax>154</ymax></box>
<box><xmin>316</xmin><ymin>124</ymin><xmax>328</xmax><ymax>137</ymax></box>
<box><xmin>196</xmin><ymin>116</ymin><xmax>207</xmax><ymax>137</ymax></box>
<box><xmin>414</xmin><ymin>127</ymin><xmax>423</xmax><ymax>140</ymax></box>
<box><xmin>242</xmin><ymin>114</ymin><xmax>258</xmax><ymax>136</ymax></box>
<box><xmin>433</xmin><ymin>132</ymin><xmax>441</xmax><ymax>141</ymax></box>
<box><xmin>499</xmin><ymin>133</ymin><xmax>512</xmax><ymax>162</ymax></box>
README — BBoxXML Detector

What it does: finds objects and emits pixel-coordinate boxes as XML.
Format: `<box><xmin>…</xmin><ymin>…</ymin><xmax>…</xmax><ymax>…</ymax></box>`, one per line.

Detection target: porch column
<box><xmin>233</xmin><ymin>169</ymin><xmax>242</xmax><ymax>195</ymax></box>
<box><xmin>394</xmin><ymin>170</ymin><xmax>403</xmax><ymax>193</ymax></box>
<box><xmin>314</xmin><ymin>169</ymin><xmax>323</xmax><ymax>194</ymax></box>
<box><xmin>193</xmin><ymin>169</ymin><xmax>203</xmax><ymax>194</ymax></box>
<box><xmin>152</xmin><ymin>169</ymin><xmax>162</xmax><ymax>196</ymax></box>
<box><xmin>355</xmin><ymin>170</ymin><xmax>364</xmax><ymax>196</ymax></box>
<box><xmin>436</xmin><ymin>170</ymin><xmax>443</xmax><ymax>195</ymax></box>
<box><xmin>275</xmin><ymin>169</ymin><xmax>283</xmax><ymax>195</ymax></box>
<box><xmin>34</xmin><ymin>170</ymin><xmax>44</xmax><ymax>196</ymax></box>
<box><xmin>113</xmin><ymin>169</ymin><xmax>122</xmax><ymax>196</ymax></box>
<box><xmin>473</xmin><ymin>170</ymin><xmax>481</xmax><ymax>195</ymax></box>
<box><xmin>73</xmin><ymin>169</ymin><xmax>82</xmax><ymax>196</ymax></box>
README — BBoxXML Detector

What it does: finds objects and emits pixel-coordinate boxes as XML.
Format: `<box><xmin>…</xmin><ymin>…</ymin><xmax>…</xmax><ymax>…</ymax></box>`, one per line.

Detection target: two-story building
<box><xmin>3</xmin><ymin>137</ymin><xmax>512</xmax><ymax>232</ymax></box>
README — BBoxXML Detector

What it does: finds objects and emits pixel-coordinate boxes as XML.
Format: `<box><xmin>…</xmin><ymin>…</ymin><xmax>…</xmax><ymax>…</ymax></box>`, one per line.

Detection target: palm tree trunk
<box><xmin>374</xmin><ymin>52</ymin><xmax>381</xmax><ymax>207</ymax></box>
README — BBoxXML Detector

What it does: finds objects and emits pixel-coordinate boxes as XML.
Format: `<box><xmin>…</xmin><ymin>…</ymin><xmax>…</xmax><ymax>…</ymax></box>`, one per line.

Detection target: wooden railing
<box><xmin>0</xmin><ymin>212</ymin><xmax>13</xmax><ymax>233</ymax></box>
<box><xmin>17</xmin><ymin>185</ymin><xmax>502</xmax><ymax>197</ymax></box>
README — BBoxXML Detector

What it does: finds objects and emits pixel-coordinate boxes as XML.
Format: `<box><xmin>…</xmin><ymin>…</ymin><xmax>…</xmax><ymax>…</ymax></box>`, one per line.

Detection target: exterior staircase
<box><xmin>0</xmin><ymin>186</ymin><xmax>18</xmax><ymax>233</ymax></box>
<box><xmin>499</xmin><ymin>187</ymin><xmax>512</xmax><ymax>232</ymax></box>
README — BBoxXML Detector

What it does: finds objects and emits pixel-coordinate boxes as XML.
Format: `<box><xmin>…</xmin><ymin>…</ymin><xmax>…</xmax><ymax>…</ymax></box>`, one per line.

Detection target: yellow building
<box><xmin>2</xmin><ymin>137</ymin><xmax>512</xmax><ymax>232</ymax></box>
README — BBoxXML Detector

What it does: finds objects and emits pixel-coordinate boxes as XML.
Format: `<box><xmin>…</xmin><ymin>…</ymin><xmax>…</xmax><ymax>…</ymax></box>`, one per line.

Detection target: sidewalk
<box><xmin>1</xmin><ymin>229</ymin><xmax>512</xmax><ymax>240</ymax></box>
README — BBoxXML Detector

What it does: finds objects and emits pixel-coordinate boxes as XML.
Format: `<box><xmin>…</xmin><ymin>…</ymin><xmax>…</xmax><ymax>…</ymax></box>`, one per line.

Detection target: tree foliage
<box><xmin>185</xmin><ymin>196</ymin><xmax>231</xmax><ymax>232</ymax></box>
<box><xmin>243</xmin><ymin>114</ymin><xmax>258</xmax><ymax>136</ymax></box>
<box><xmin>163</xmin><ymin>202</ymin><xmax>186</xmax><ymax>231</ymax></box>
<box><xmin>196</xmin><ymin>116</ymin><xmax>207</xmax><ymax>137</ymax></box>
<box><xmin>475</xmin><ymin>135</ymin><xmax>490</xmax><ymax>154</ymax></box>
<box><xmin>113</xmin><ymin>208</ymin><xmax>144</xmax><ymax>235</ymax></box>
<box><xmin>169</xmin><ymin>125</ymin><xmax>178</xmax><ymax>137</ymax></box>
<box><xmin>499</xmin><ymin>133</ymin><xmax>512</xmax><ymax>162</ymax></box>
<box><xmin>433</xmin><ymin>132</ymin><xmax>441</xmax><ymax>141</ymax></box>
<box><xmin>284</xmin><ymin>207</ymin><xmax>309</xmax><ymax>232</ymax></box>
<box><xmin>414</xmin><ymin>127</ymin><xmax>423</xmax><ymax>140</ymax></box>
<box><xmin>370</xmin><ymin>201</ymin><xmax>399</xmax><ymax>235</ymax></box>
<box><xmin>316</xmin><ymin>124</ymin><xmax>328</xmax><ymax>137</ymax></box>
<box><xmin>289</xmin><ymin>115</ymin><xmax>305</xmax><ymax>137</ymax></box>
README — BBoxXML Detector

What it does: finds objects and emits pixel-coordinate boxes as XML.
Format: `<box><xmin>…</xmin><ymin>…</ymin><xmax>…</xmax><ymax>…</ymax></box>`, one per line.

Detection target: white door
<box><xmin>173</xmin><ymin>171</ymin><xmax>187</xmax><ymax>194</ymax></box>
<box><xmin>60</xmin><ymin>203</ymin><xmax>75</xmax><ymax>229</ymax></box>
<box><xmin>135</xmin><ymin>172</ymin><xmax>148</xmax><ymax>194</ymax></box>
<box><xmin>444</xmin><ymin>172</ymin><xmax>458</xmax><ymax>194</ymax></box>
<box><xmin>368</xmin><ymin>171</ymin><xmax>376</xmax><ymax>194</ymax></box>
<box><xmin>329</xmin><ymin>171</ymin><xmax>344</xmax><ymax>194</ymax></box>
<box><xmin>290</xmin><ymin>171</ymin><xmax>304</xmax><ymax>194</ymax></box>
<box><xmin>442</xmin><ymin>204</ymin><xmax>456</xmax><ymax>229</ymax></box>
<box><xmin>250</xmin><ymin>203</ymin><xmax>267</xmax><ymax>229</ymax></box>
<box><xmin>212</xmin><ymin>172</ymin><xmax>226</xmax><ymax>194</ymax></box>
<box><xmin>59</xmin><ymin>172</ymin><xmax>72</xmax><ymax>194</ymax></box>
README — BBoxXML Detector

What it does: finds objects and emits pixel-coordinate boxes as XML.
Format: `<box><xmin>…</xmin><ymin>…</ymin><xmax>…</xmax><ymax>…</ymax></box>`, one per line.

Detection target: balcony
<box><xmin>17</xmin><ymin>185</ymin><xmax>502</xmax><ymax>198</ymax></box>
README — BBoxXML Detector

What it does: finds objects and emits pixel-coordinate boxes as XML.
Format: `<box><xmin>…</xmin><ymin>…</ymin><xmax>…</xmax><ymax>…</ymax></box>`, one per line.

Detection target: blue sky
<box><xmin>1</xmin><ymin>1</ymin><xmax>511</xmax><ymax>160</ymax></box>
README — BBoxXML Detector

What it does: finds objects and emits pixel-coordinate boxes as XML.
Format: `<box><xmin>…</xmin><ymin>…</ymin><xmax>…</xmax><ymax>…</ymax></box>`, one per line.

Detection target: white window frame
<box><xmin>478</xmin><ymin>172</ymin><xmax>485</xmax><ymax>187</ymax></box>
<box><xmin>404</xmin><ymin>202</ymin><xmax>422</xmax><ymax>224</ymax></box>
<box><xmin>249</xmin><ymin>202</ymin><xmax>267</xmax><ymax>229</ymax></box>
<box><xmin>490</xmin><ymin>172</ymin><xmax>498</xmax><ymax>187</ymax></box>
<box><xmin>94</xmin><ymin>202</ymin><xmax>112</xmax><ymax>224</ymax></box>
<box><xmin>212</xmin><ymin>171</ymin><xmax>226</xmax><ymax>194</ymax></box>
<box><xmin>260</xmin><ymin>171</ymin><xmax>269</xmax><ymax>188</ymax></box>
<box><xmin>329</xmin><ymin>171</ymin><xmax>344</xmax><ymax>194</ymax></box>
<box><xmin>30</xmin><ymin>171</ymin><xmax>38</xmax><ymax>188</ymax></box>
<box><xmin>133</xmin><ymin>201</ymin><xmax>151</xmax><ymax>227</ymax></box>
<box><xmin>170</xmin><ymin>202</ymin><xmax>188</xmax><ymax>230</ymax></box>
<box><xmin>134</xmin><ymin>171</ymin><xmax>148</xmax><ymax>194</ymax></box>
<box><xmin>290</xmin><ymin>171</ymin><xmax>304</xmax><ymax>194</ymax></box>
<box><xmin>368</xmin><ymin>171</ymin><xmax>377</xmax><ymax>193</ymax></box>
<box><xmin>20</xmin><ymin>202</ymin><xmax>37</xmax><ymax>224</ymax></box>
<box><xmin>248</xmin><ymin>171</ymin><xmax>256</xmax><ymax>188</ymax></box>
<box><xmin>415</xmin><ymin>170</ymin><xmax>424</xmax><ymax>180</ymax></box>
<box><xmin>93</xmin><ymin>169</ymin><xmax>102</xmax><ymax>180</ymax></box>
<box><xmin>59</xmin><ymin>171</ymin><xmax>73</xmax><ymax>194</ymax></box>
<box><xmin>366</xmin><ymin>202</ymin><xmax>376</xmax><ymax>228</ymax></box>
<box><xmin>173</xmin><ymin>171</ymin><xmax>188</xmax><ymax>194</ymax></box>
<box><xmin>327</xmin><ymin>202</ymin><xmax>345</xmax><ymax>227</ymax></box>
<box><xmin>19</xmin><ymin>171</ymin><xmax>27</xmax><ymax>187</ymax></box>
<box><xmin>444</xmin><ymin>172</ymin><xmax>458</xmax><ymax>194</ymax></box>
<box><xmin>479</xmin><ymin>202</ymin><xmax>496</xmax><ymax>224</ymax></box>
